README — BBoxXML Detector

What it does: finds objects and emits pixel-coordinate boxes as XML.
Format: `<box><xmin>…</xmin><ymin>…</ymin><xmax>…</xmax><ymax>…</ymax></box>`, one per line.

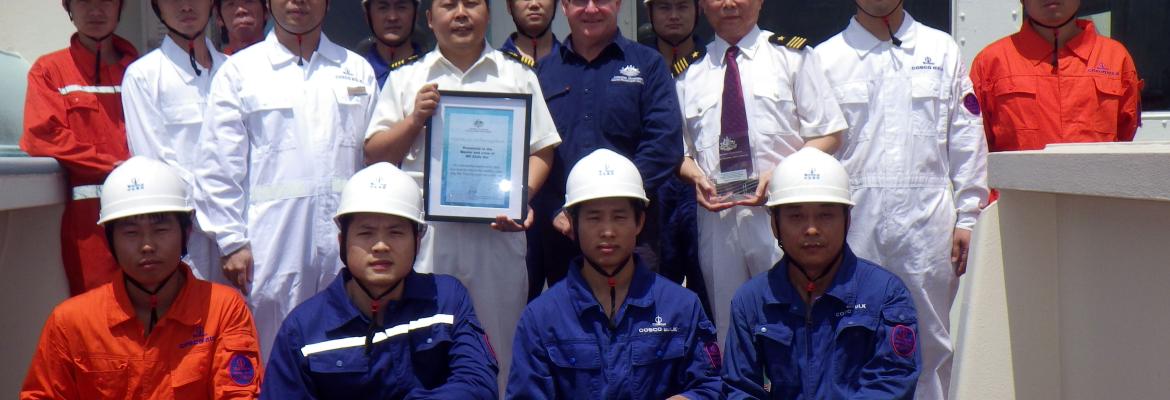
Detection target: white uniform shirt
<box><xmin>365</xmin><ymin>43</ymin><xmax>561</xmax><ymax>186</ymax></box>
<box><xmin>815</xmin><ymin>14</ymin><xmax>988</xmax><ymax>230</ymax></box>
<box><xmin>677</xmin><ymin>26</ymin><xmax>847</xmax><ymax>181</ymax></box>
<box><xmin>197</xmin><ymin>32</ymin><xmax>377</xmax><ymax>255</ymax></box>
<box><xmin>123</xmin><ymin>36</ymin><xmax>227</xmax><ymax>182</ymax></box>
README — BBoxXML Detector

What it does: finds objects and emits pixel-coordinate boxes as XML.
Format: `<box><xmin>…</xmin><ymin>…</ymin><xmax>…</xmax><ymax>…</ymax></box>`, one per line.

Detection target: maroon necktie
<box><xmin>720</xmin><ymin>46</ymin><xmax>753</xmax><ymax>176</ymax></box>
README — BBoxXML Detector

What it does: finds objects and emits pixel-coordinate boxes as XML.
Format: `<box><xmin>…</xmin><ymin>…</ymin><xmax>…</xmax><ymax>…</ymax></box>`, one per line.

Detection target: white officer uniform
<box><xmin>814</xmin><ymin>12</ymin><xmax>989</xmax><ymax>400</ymax></box>
<box><xmin>195</xmin><ymin>32</ymin><xmax>378</xmax><ymax>361</ymax></box>
<box><xmin>365</xmin><ymin>42</ymin><xmax>560</xmax><ymax>392</ymax></box>
<box><xmin>122</xmin><ymin>36</ymin><xmax>227</xmax><ymax>282</ymax></box>
<box><xmin>676</xmin><ymin>26</ymin><xmax>847</xmax><ymax>346</ymax></box>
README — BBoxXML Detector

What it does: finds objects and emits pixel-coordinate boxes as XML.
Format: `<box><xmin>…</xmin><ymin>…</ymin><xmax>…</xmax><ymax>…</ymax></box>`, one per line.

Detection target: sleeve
<box><xmin>673</xmin><ymin>298</ymin><xmax>722</xmax><ymax>400</ymax></box>
<box><xmin>406</xmin><ymin>282</ymin><xmax>498</xmax><ymax>400</ymax></box>
<box><xmin>211</xmin><ymin>293</ymin><xmax>264</xmax><ymax>399</ymax></box>
<box><xmin>721</xmin><ymin>293</ymin><xmax>769</xmax><ymax>400</ymax></box>
<box><xmin>19</xmin><ymin>62</ymin><xmax>122</xmax><ymax>183</ymax></box>
<box><xmin>1117</xmin><ymin>50</ymin><xmax>1142</xmax><ymax>142</ymax></box>
<box><xmin>524</xmin><ymin>69</ymin><xmax>562</xmax><ymax>153</ymax></box>
<box><xmin>947</xmin><ymin>55</ymin><xmax>990</xmax><ymax>231</ymax></box>
<box><xmin>20</xmin><ymin>310</ymin><xmax>79</xmax><ymax>400</ymax></box>
<box><xmin>504</xmin><ymin>307</ymin><xmax>556</xmax><ymax>399</ymax></box>
<box><xmin>121</xmin><ymin>68</ymin><xmax>165</xmax><ymax>160</ymax></box>
<box><xmin>260</xmin><ymin>315</ymin><xmax>318</xmax><ymax>400</ymax></box>
<box><xmin>364</xmin><ymin>70</ymin><xmax>406</xmax><ymax>141</ymax></box>
<box><xmin>853</xmin><ymin>277</ymin><xmax>920</xmax><ymax>399</ymax></box>
<box><xmin>676</xmin><ymin>75</ymin><xmax>696</xmax><ymax>158</ymax></box>
<box><xmin>636</xmin><ymin>55</ymin><xmax>686</xmax><ymax>194</ymax></box>
<box><xmin>193</xmin><ymin>64</ymin><xmax>250</xmax><ymax>255</ymax></box>
<box><xmin>968</xmin><ymin>52</ymin><xmax>999</xmax><ymax>151</ymax></box>
<box><xmin>792</xmin><ymin>48</ymin><xmax>848</xmax><ymax>139</ymax></box>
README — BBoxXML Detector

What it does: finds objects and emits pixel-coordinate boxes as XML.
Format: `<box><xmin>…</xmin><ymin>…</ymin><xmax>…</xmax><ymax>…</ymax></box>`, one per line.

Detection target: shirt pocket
<box><xmin>74</xmin><ymin>354</ymin><xmax>129</xmax><ymax>399</ymax></box>
<box><xmin>411</xmin><ymin>323</ymin><xmax>455</xmax><ymax>388</ymax></box>
<box><xmin>833</xmin><ymin>313</ymin><xmax>879</xmax><ymax>382</ymax></box>
<box><xmin>630</xmin><ymin>334</ymin><xmax>688</xmax><ymax>396</ymax></box>
<box><xmin>833</xmin><ymin>81</ymin><xmax>872</xmax><ymax>142</ymax></box>
<box><xmin>161</xmin><ymin>102</ymin><xmax>203</xmax><ymax>128</ymax></box>
<box><xmin>752</xmin><ymin>80</ymin><xmax>797</xmax><ymax>135</ymax></box>
<box><xmin>171</xmin><ymin>347</ymin><xmax>212</xmax><ymax>396</ymax></box>
<box><xmin>240</xmin><ymin>91</ymin><xmax>297</xmax><ymax>155</ymax></box>
<box><xmin>307</xmin><ymin>347</ymin><xmax>371</xmax><ymax>393</ymax></box>
<box><xmin>753</xmin><ymin>323</ymin><xmax>799</xmax><ymax>390</ymax></box>
<box><xmin>64</xmin><ymin>92</ymin><xmax>108</xmax><ymax>144</ymax></box>
<box><xmin>911</xmin><ymin>78</ymin><xmax>946</xmax><ymax>137</ymax></box>
<box><xmin>333</xmin><ymin>86</ymin><xmax>368</xmax><ymax>149</ymax></box>
<box><xmin>1090</xmin><ymin>77</ymin><xmax>1125</xmax><ymax>137</ymax></box>
<box><xmin>546</xmin><ymin>339</ymin><xmax>603</xmax><ymax>396</ymax></box>
<box><xmin>991</xmin><ymin>76</ymin><xmax>1039</xmax><ymax>132</ymax></box>
<box><xmin>684</xmin><ymin>94</ymin><xmax>719</xmax><ymax>165</ymax></box>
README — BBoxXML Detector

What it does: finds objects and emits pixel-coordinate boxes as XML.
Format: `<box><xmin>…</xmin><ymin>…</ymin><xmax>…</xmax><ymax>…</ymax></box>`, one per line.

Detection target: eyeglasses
<box><xmin>568</xmin><ymin>0</ymin><xmax>616</xmax><ymax>7</ymax></box>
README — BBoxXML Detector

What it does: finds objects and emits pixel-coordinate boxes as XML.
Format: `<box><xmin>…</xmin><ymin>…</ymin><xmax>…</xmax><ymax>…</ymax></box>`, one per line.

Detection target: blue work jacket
<box><xmin>506</xmin><ymin>256</ymin><xmax>722</xmax><ymax>399</ymax></box>
<box><xmin>723</xmin><ymin>246</ymin><xmax>920</xmax><ymax>399</ymax></box>
<box><xmin>535</xmin><ymin>31</ymin><xmax>684</xmax><ymax>198</ymax></box>
<box><xmin>498</xmin><ymin>32</ymin><xmax>561</xmax><ymax>66</ymax></box>
<box><xmin>262</xmin><ymin>269</ymin><xmax>498</xmax><ymax>399</ymax></box>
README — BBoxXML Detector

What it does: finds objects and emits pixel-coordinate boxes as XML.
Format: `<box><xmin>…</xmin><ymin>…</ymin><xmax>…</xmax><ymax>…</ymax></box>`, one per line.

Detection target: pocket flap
<box><xmin>911</xmin><ymin>78</ymin><xmax>942</xmax><ymax>99</ymax></box>
<box><xmin>833</xmin><ymin>81</ymin><xmax>871</xmax><ymax>104</ymax></box>
<box><xmin>307</xmin><ymin>348</ymin><xmax>370</xmax><ymax>374</ymax></box>
<box><xmin>631</xmin><ymin>335</ymin><xmax>687</xmax><ymax>366</ymax></box>
<box><xmin>241</xmin><ymin>92</ymin><xmax>294</xmax><ymax>113</ymax></box>
<box><xmin>161</xmin><ymin>102</ymin><xmax>203</xmax><ymax>125</ymax></box>
<box><xmin>752</xmin><ymin>323</ymin><xmax>794</xmax><ymax>346</ymax></box>
<box><xmin>1093</xmin><ymin>77</ymin><xmax>1125</xmax><ymax>97</ymax></box>
<box><xmin>993</xmin><ymin>76</ymin><xmax>1037</xmax><ymax>96</ymax></box>
<box><xmin>546</xmin><ymin>341</ymin><xmax>602</xmax><ymax>369</ymax></box>
<box><xmin>881</xmin><ymin>306</ymin><xmax>918</xmax><ymax>325</ymax></box>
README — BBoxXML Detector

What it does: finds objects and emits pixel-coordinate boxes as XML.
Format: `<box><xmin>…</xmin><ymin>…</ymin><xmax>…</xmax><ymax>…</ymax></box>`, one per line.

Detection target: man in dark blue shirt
<box><xmin>262</xmin><ymin>163</ymin><xmax>497</xmax><ymax>399</ymax></box>
<box><xmin>528</xmin><ymin>0</ymin><xmax>684</xmax><ymax>301</ymax></box>
<box><xmin>507</xmin><ymin>149</ymin><xmax>720</xmax><ymax>399</ymax></box>
<box><xmin>360</xmin><ymin>0</ymin><xmax>424</xmax><ymax>88</ymax></box>
<box><xmin>499</xmin><ymin>0</ymin><xmax>561</xmax><ymax>66</ymax></box>
<box><xmin>723</xmin><ymin>148</ymin><xmax>920</xmax><ymax>399</ymax></box>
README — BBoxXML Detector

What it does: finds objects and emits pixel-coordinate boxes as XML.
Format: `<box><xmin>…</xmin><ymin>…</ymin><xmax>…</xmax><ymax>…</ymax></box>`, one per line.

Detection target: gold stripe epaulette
<box><xmin>388</xmin><ymin>54</ymin><xmax>421</xmax><ymax>71</ymax></box>
<box><xmin>769</xmin><ymin>34</ymin><xmax>809</xmax><ymax>50</ymax></box>
<box><xmin>502</xmin><ymin>51</ymin><xmax>536</xmax><ymax>69</ymax></box>
<box><xmin>672</xmin><ymin>49</ymin><xmax>707</xmax><ymax>78</ymax></box>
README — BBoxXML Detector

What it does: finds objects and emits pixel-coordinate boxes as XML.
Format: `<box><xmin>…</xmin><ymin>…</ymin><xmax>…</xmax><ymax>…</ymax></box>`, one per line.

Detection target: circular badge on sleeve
<box><xmin>229</xmin><ymin>353</ymin><xmax>255</xmax><ymax>385</ymax></box>
<box><xmin>963</xmin><ymin>93</ymin><xmax>981</xmax><ymax>116</ymax></box>
<box><xmin>891</xmin><ymin>325</ymin><xmax>917</xmax><ymax>358</ymax></box>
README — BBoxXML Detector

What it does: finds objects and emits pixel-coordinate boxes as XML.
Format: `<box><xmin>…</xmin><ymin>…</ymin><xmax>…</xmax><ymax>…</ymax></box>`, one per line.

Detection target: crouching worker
<box><xmin>507</xmin><ymin>149</ymin><xmax>721</xmax><ymax>399</ymax></box>
<box><xmin>723</xmin><ymin>148</ymin><xmax>920</xmax><ymax>399</ymax></box>
<box><xmin>261</xmin><ymin>163</ymin><xmax>498</xmax><ymax>399</ymax></box>
<box><xmin>21</xmin><ymin>157</ymin><xmax>262</xmax><ymax>399</ymax></box>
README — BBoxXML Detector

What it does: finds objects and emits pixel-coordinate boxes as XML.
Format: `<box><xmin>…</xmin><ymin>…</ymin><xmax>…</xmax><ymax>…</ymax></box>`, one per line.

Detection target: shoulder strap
<box><xmin>769</xmin><ymin>33</ymin><xmax>809</xmax><ymax>51</ymax></box>
<box><xmin>672</xmin><ymin>48</ymin><xmax>707</xmax><ymax>78</ymax></box>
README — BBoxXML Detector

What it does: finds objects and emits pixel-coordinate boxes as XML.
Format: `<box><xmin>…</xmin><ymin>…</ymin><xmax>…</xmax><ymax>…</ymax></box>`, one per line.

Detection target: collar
<box><xmin>424</xmin><ymin>40</ymin><xmax>498</xmax><ymax>76</ymax></box>
<box><xmin>161</xmin><ymin>36</ymin><xmax>225</xmax><ymax>83</ymax></box>
<box><xmin>763</xmin><ymin>246</ymin><xmax>861</xmax><ymax>307</ymax></box>
<box><xmin>365</xmin><ymin>41</ymin><xmax>424</xmax><ymax>70</ymax></box>
<box><xmin>68</xmin><ymin>33</ymin><xmax>139</xmax><ymax>79</ymax></box>
<box><xmin>563</xmin><ymin>29</ymin><xmax>628</xmax><ymax>61</ymax></box>
<box><xmin>566</xmin><ymin>255</ymin><xmax>656</xmax><ymax>317</ymax></box>
<box><xmin>843</xmin><ymin>10</ymin><xmax>918</xmax><ymax>59</ymax></box>
<box><xmin>1018</xmin><ymin>19</ymin><xmax>1095</xmax><ymax>66</ymax></box>
<box><xmin>320</xmin><ymin>268</ymin><xmax>433</xmax><ymax>332</ymax></box>
<box><xmin>264</xmin><ymin>31</ymin><xmax>346</xmax><ymax>67</ymax></box>
<box><xmin>711</xmin><ymin>25</ymin><xmax>766</xmax><ymax>62</ymax></box>
<box><xmin>108</xmin><ymin>262</ymin><xmax>200</xmax><ymax>328</ymax></box>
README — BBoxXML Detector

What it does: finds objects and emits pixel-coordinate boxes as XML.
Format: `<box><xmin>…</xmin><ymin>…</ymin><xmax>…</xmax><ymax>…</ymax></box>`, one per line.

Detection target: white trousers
<box><xmin>416</xmin><ymin>221</ymin><xmax>527</xmax><ymax>396</ymax></box>
<box><xmin>698</xmin><ymin>205</ymin><xmax>783</xmax><ymax>347</ymax></box>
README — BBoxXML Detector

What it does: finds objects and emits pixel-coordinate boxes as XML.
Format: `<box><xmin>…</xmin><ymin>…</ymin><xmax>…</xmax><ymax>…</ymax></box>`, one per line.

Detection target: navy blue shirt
<box><xmin>536</xmin><ymin>31</ymin><xmax>684</xmax><ymax>197</ymax></box>
<box><xmin>498</xmin><ymin>32</ymin><xmax>561</xmax><ymax>66</ymax></box>
<box><xmin>363</xmin><ymin>42</ymin><xmax>424</xmax><ymax>89</ymax></box>
<box><xmin>723</xmin><ymin>247</ymin><xmax>920</xmax><ymax>399</ymax></box>
<box><xmin>507</xmin><ymin>256</ymin><xmax>721</xmax><ymax>399</ymax></box>
<box><xmin>262</xmin><ymin>270</ymin><xmax>498</xmax><ymax>400</ymax></box>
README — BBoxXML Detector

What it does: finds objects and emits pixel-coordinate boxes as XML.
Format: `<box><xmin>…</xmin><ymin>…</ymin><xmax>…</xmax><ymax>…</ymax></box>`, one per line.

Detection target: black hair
<box><xmin>336</xmin><ymin>214</ymin><xmax>423</xmax><ymax>264</ymax></box>
<box><xmin>565</xmin><ymin>198</ymin><xmax>647</xmax><ymax>238</ymax></box>
<box><xmin>104</xmin><ymin>212</ymin><xmax>193</xmax><ymax>264</ymax></box>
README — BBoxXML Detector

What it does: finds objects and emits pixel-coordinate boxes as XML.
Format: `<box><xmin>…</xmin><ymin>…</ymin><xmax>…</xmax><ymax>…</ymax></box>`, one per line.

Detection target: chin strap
<box><xmin>364</xmin><ymin>2</ymin><xmax>413</xmax><ymax>61</ymax></box>
<box><xmin>649</xmin><ymin>6</ymin><xmax>697</xmax><ymax>64</ymax></box>
<box><xmin>856</xmin><ymin>0</ymin><xmax>904</xmax><ymax>47</ymax></box>
<box><xmin>512</xmin><ymin>4</ymin><xmax>555</xmax><ymax>58</ymax></box>
<box><xmin>271</xmin><ymin>5</ymin><xmax>326</xmax><ymax>66</ymax></box>
<box><xmin>80</xmin><ymin>32</ymin><xmax>115</xmax><ymax>84</ymax></box>
<box><xmin>352</xmin><ymin>274</ymin><xmax>405</xmax><ymax>355</ymax></box>
<box><xmin>123</xmin><ymin>268</ymin><xmax>181</xmax><ymax>337</ymax></box>
<box><xmin>786</xmin><ymin>251</ymin><xmax>844</xmax><ymax>302</ymax></box>
<box><xmin>1029</xmin><ymin>14</ymin><xmax>1078</xmax><ymax>74</ymax></box>
<box><xmin>584</xmin><ymin>255</ymin><xmax>632</xmax><ymax>324</ymax></box>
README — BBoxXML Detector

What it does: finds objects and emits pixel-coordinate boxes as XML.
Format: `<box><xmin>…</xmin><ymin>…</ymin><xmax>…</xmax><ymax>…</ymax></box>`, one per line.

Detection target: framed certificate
<box><xmin>424</xmin><ymin>90</ymin><xmax>532</xmax><ymax>223</ymax></box>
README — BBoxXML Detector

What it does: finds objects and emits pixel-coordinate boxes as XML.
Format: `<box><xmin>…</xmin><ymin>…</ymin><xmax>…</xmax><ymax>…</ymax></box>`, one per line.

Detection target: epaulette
<box><xmin>388</xmin><ymin>54</ymin><xmax>421</xmax><ymax>71</ymax></box>
<box><xmin>502</xmin><ymin>50</ymin><xmax>536</xmax><ymax>69</ymax></box>
<box><xmin>672</xmin><ymin>48</ymin><xmax>707</xmax><ymax>78</ymax></box>
<box><xmin>769</xmin><ymin>33</ymin><xmax>809</xmax><ymax>50</ymax></box>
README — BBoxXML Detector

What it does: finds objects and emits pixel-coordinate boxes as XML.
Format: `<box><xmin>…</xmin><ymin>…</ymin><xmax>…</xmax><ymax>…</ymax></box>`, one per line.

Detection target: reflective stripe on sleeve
<box><xmin>250</xmin><ymin>178</ymin><xmax>347</xmax><ymax>204</ymax></box>
<box><xmin>299</xmin><ymin>313</ymin><xmax>455</xmax><ymax>357</ymax></box>
<box><xmin>71</xmin><ymin>185</ymin><xmax>102</xmax><ymax>200</ymax></box>
<box><xmin>58</xmin><ymin>85</ymin><xmax>122</xmax><ymax>95</ymax></box>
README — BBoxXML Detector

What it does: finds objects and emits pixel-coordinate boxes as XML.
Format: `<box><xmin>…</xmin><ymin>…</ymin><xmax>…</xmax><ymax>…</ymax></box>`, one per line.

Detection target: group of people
<box><xmin>18</xmin><ymin>0</ymin><xmax>1141</xmax><ymax>398</ymax></box>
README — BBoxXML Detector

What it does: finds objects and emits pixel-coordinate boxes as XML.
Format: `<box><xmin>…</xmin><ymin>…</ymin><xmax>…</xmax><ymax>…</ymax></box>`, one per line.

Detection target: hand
<box><xmin>411</xmin><ymin>84</ymin><xmax>440</xmax><ymax>122</ymax></box>
<box><xmin>665</xmin><ymin>396</ymin><xmax>690</xmax><ymax>400</ymax></box>
<box><xmin>221</xmin><ymin>246</ymin><xmax>254</xmax><ymax>294</ymax></box>
<box><xmin>734</xmin><ymin>170</ymin><xmax>773</xmax><ymax>207</ymax></box>
<box><xmin>694</xmin><ymin>176</ymin><xmax>736</xmax><ymax>212</ymax></box>
<box><xmin>491</xmin><ymin>206</ymin><xmax>535</xmax><ymax>232</ymax></box>
<box><xmin>553</xmin><ymin>209</ymin><xmax>573</xmax><ymax>239</ymax></box>
<box><xmin>952</xmin><ymin>228</ymin><xmax>972</xmax><ymax>276</ymax></box>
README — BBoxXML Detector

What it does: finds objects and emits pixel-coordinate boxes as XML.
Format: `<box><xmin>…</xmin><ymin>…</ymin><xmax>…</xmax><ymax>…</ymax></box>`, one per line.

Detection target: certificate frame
<box><xmin>424</xmin><ymin>90</ymin><xmax>532</xmax><ymax>224</ymax></box>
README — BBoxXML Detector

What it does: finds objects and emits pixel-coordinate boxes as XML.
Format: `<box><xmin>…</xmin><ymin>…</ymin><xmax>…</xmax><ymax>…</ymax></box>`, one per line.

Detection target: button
<box><xmin>335</xmin><ymin>360</ymin><xmax>343</xmax><ymax>367</ymax></box>
<box><xmin>426</xmin><ymin>338</ymin><xmax>433</xmax><ymax>344</ymax></box>
<box><xmin>760</xmin><ymin>327</ymin><xmax>768</xmax><ymax>333</ymax></box>
<box><xmin>569</xmin><ymin>357</ymin><xmax>576</xmax><ymax>365</ymax></box>
<box><xmin>656</xmin><ymin>350</ymin><xmax>663</xmax><ymax>357</ymax></box>
<box><xmin>584</xmin><ymin>88</ymin><xmax>592</xmax><ymax>94</ymax></box>
<box><xmin>584</xmin><ymin>114</ymin><xmax>592</xmax><ymax>120</ymax></box>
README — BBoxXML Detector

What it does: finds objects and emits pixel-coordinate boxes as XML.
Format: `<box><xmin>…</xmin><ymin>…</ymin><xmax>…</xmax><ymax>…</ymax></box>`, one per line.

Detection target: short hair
<box><xmin>336</xmin><ymin>214</ymin><xmax>423</xmax><ymax>264</ymax></box>
<box><xmin>104</xmin><ymin>212</ymin><xmax>193</xmax><ymax>263</ymax></box>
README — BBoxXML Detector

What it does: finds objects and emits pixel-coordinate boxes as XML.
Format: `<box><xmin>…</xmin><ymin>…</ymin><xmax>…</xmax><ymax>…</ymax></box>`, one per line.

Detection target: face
<box><xmin>110</xmin><ymin>213</ymin><xmax>186</xmax><ymax>287</ymax></box>
<box><xmin>68</xmin><ymin>0</ymin><xmax>122</xmax><ymax>40</ymax></box>
<box><xmin>367</xmin><ymin>0</ymin><xmax>415</xmax><ymax>46</ymax></box>
<box><xmin>772</xmin><ymin>203</ymin><xmax>847</xmax><ymax>270</ymax></box>
<box><xmin>157</xmin><ymin>0</ymin><xmax>214</xmax><ymax>37</ymax></box>
<box><xmin>649</xmin><ymin>0</ymin><xmax>696</xmax><ymax>43</ymax></box>
<box><xmin>700</xmin><ymin>0</ymin><xmax>761</xmax><ymax>43</ymax></box>
<box><xmin>428</xmin><ymin>0</ymin><xmax>489</xmax><ymax>53</ymax></box>
<box><xmin>1022</xmin><ymin>0</ymin><xmax>1080</xmax><ymax>26</ymax></box>
<box><xmin>342</xmin><ymin>213</ymin><xmax>417</xmax><ymax>292</ymax></box>
<box><xmin>854</xmin><ymin>0</ymin><xmax>902</xmax><ymax>18</ymax></box>
<box><xmin>573</xmin><ymin>198</ymin><xmax>645</xmax><ymax>271</ymax></box>
<box><xmin>218</xmin><ymin>0</ymin><xmax>266</xmax><ymax>44</ymax></box>
<box><xmin>562</xmin><ymin>0</ymin><xmax>620</xmax><ymax>45</ymax></box>
<box><xmin>508</xmin><ymin>0</ymin><xmax>555</xmax><ymax>36</ymax></box>
<box><xmin>270</xmin><ymin>0</ymin><xmax>327</xmax><ymax>34</ymax></box>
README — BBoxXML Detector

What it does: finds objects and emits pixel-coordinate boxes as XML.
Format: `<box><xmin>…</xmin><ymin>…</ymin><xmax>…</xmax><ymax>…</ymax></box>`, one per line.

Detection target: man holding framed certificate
<box><xmin>363</xmin><ymin>0</ymin><xmax>561</xmax><ymax>392</ymax></box>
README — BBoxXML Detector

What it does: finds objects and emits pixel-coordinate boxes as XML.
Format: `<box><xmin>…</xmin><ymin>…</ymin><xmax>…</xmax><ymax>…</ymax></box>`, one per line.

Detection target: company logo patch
<box><xmin>178</xmin><ymin>325</ymin><xmax>215</xmax><ymax>349</ymax></box>
<box><xmin>599</xmin><ymin>164</ymin><xmax>615</xmax><ymax>176</ymax></box>
<box><xmin>638</xmin><ymin>316</ymin><xmax>679</xmax><ymax>334</ymax></box>
<box><xmin>611</xmin><ymin>65</ymin><xmax>645</xmax><ymax>84</ymax></box>
<box><xmin>127</xmin><ymin>178</ymin><xmax>145</xmax><ymax>192</ymax></box>
<box><xmin>891</xmin><ymin>325</ymin><xmax>916</xmax><ymax>357</ymax></box>
<box><xmin>911</xmin><ymin>56</ymin><xmax>944</xmax><ymax>72</ymax></box>
<box><xmin>228</xmin><ymin>353</ymin><xmax>255</xmax><ymax>385</ymax></box>
<box><xmin>1087</xmin><ymin>62</ymin><xmax>1120</xmax><ymax>77</ymax></box>
<box><xmin>963</xmin><ymin>93</ymin><xmax>981</xmax><ymax>116</ymax></box>
<box><xmin>804</xmin><ymin>168</ymin><xmax>820</xmax><ymax>181</ymax></box>
<box><xmin>704</xmin><ymin>340</ymin><xmax>722</xmax><ymax>370</ymax></box>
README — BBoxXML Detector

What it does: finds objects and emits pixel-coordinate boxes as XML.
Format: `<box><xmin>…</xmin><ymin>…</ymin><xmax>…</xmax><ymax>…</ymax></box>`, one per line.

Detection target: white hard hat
<box><xmin>564</xmin><ymin>149</ymin><xmax>649</xmax><ymax>209</ymax></box>
<box><xmin>98</xmin><ymin>157</ymin><xmax>193</xmax><ymax>225</ymax></box>
<box><xmin>335</xmin><ymin>162</ymin><xmax>425</xmax><ymax>227</ymax></box>
<box><xmin>766</xmin><ymin>147</ymin><xmax>855</xmax><ymax>208</ymax></box>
